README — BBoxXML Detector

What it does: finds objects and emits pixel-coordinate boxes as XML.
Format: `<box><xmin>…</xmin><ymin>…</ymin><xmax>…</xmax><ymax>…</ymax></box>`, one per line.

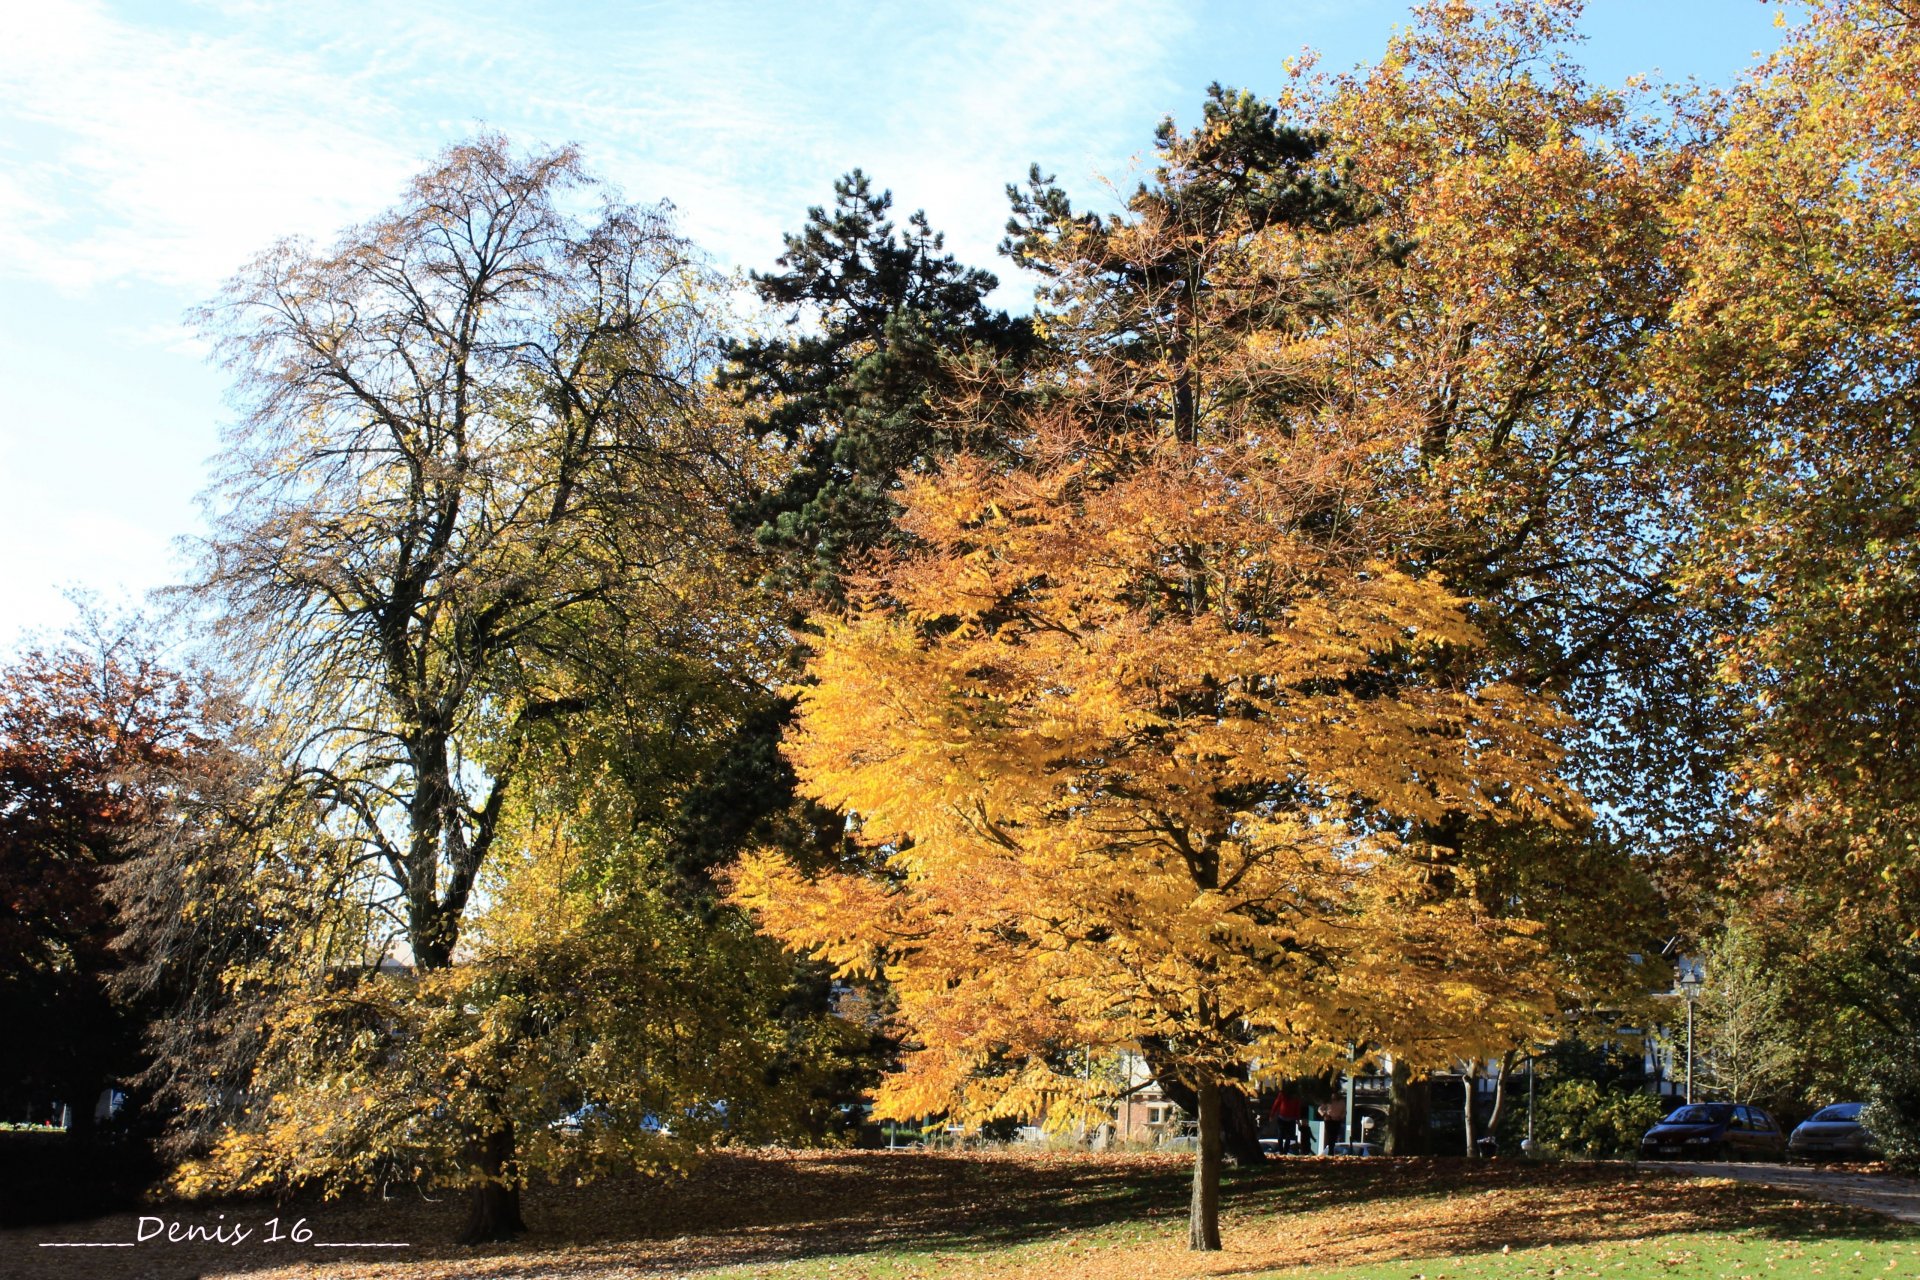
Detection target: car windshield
<box><xmin>1810</xmin><ymin>1103</ymin><xmax>1864</xmax><ymax>1122</ymax></box>
<box><xmin>1663</xmin><ymin>1105</ymin><xmax>1733</xmax><ymax>1125</ymax></box>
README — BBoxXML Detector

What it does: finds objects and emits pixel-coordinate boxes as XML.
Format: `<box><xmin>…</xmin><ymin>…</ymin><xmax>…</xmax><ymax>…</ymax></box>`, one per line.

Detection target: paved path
<box><xmin>1653</xmin><ymin>1162</ymin><xmax>1920</xmax><ymax>1224</ymax></box>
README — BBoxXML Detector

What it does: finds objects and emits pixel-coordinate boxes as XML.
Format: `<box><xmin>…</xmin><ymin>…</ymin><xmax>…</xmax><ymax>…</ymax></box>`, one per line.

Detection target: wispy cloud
<box><xmin>0</xmin><ymin>0</ymin><xmax>1193</xmax><ymax>296</ymax></box>
<box><xmin>0</xmin><ymin>0</ymin><xmax>421</xmax><ymax>291</ymax></box>
<box><xmin>0</xmin><ymin>0</ymin><xmax>1199</xmax><ymax>650</ymax></box>
<box><xmin>0</xmin><ymin>0</ymin><xmax>1785</xmax><ymax>653</ymax></box>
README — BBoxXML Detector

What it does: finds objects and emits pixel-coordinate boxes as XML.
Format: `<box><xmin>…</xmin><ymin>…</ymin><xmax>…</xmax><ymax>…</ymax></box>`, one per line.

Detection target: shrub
<box><xmin>1536</xmin><ymin>1080</ymin><xmax>1667</xmax><ymax>1158</ymax></box>
<box><xmin>1863</xmin><ymin>1037</ymin><xmax>1920</xmax><ymax>1173</ymax></box>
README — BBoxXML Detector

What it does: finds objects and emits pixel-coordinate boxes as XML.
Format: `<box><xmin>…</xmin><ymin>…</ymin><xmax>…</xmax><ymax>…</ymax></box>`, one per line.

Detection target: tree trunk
<box><xmin>1219</xmin><ymin>1084</ymin><xmax>1264</xmax><ymax>1166</ymax></box>
<box><xmin>1482</xmin><ymin>1051</ymin><xmax>1516</xmax><ymax>1154</ymax></box>
<box><xmin>1188</xmin><ymin>1078</ymin><xmax>1222</xmax><ymax>1251</ymax></box>
<box><xmin>1140</xmin><ymin>1042</ymin><xmax>1263</xmax><ymax>1165</ymax></box>
<box><xmin>1462</xmin><ymin>1066</ymin><xmax>1479</xmax><ymax>1157</ymax></box>
<box><xmin>1386</xmin><ymin>1059</ymin><xmax>1430</xmax><ymax>1156</ymax></box>
<box><xmin>457</xmin><ymin>1122</ymin><xmax>526</xmax><ymax>1245</ymax></box>
<box><xmin>1173</xmin><ymin>287</ymin><xmax>1197</xmax><ymax>447</ymax></box>
<box><xmin>62</xmin><ymin>1077</ymin><xmax>100</xmax><ymax>1149</ymax></box>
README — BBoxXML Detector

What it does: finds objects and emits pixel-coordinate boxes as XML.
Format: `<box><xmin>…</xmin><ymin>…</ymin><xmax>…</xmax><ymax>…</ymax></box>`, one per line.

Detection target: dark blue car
<box><xmin>1788</xmin><ymin>1103</ymin><xmax>1879</xmax><ymax>1162</ymax></box>
<box><xmin>1639</xmin><ymin>1102</ymin><xmax>1786</xmax><ymax>1161</ymax></box>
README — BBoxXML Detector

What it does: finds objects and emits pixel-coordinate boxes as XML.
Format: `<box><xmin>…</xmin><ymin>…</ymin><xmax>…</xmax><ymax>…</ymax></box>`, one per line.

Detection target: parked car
<box><xmin>1639</xmin><ymin>1102</ymin><xmax>1787</xmax><ymax>1161</ymax></box>
<box><xmin>549</xmin><ymin>1104</ymin><xmax>673</xmax><ymax>1136</ymax></box>
<box><xmin>1787</xmin><ymin>1103</ymin><xmax>1880</xmax><ymax>1162</ymax></box>
<box><xmin>549</xmin><ymin>1102</ymin><xmax>611</xmax><ymax>1134</ymax></box>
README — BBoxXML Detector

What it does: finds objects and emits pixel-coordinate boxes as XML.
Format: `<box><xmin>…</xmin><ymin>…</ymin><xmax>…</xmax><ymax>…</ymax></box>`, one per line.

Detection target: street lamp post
<box><xmin>1523</xmin><ymin>1052</ymin><xmax>1535</xmax><ymax>1154</ymax></box>
<box><xmin>1679</xmin><ymin>963</ymin><xmax>1704</xmax><ymax>1105</ymax></box>
<box><xmin>1344</xmin><ymin>1041</ymin><xmax>1358</xmax><ymax>1148</ymax></box>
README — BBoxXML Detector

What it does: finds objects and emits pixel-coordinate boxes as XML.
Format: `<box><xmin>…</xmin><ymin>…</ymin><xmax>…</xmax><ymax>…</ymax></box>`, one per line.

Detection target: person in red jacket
<box><xmin>1269</xmin><ymin>1091</ymin><xmax>1307</xmax><ymax>1154</ymax></box>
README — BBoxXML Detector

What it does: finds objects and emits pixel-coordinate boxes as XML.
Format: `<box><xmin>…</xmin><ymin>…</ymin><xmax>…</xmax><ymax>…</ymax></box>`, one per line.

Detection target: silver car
<box><xmin>1787</xmin><ymin>1103</ymin><xmax>1879</xmax><ymax>1162</ymax></box>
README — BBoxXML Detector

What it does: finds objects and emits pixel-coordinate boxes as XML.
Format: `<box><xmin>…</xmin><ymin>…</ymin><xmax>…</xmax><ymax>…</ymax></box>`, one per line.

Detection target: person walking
<box><xmin>1320</xmin><ymin>1095</ymin><xmax>1347</xmax><ymax>1154</ymax></box>
<box><xmin>1270</xmin><ymin>1091</ymin><xmax>1306</xmax><ymax>1154</ymax></box>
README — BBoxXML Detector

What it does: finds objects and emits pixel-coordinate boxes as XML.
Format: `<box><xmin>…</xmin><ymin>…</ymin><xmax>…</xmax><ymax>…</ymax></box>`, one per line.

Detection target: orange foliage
<box><xmin>735</xmin><ymin>410</ymin><xmax>1584</xmax><ymax>1128</ymax></box>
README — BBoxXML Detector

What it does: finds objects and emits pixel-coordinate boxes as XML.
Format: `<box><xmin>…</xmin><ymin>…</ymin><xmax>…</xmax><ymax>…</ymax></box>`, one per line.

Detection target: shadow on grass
<box><xmin>333</xmin><ymin>1153</ymin><xmax>1920</xmax><ymax>1279</ymax></box>
<box><xmin>493</xmin><ymin>1149</ymin><xmax>1191</xmax><ymax>1274</ymax></box>
<box><xmin>10</xmin><ymin>1150</ymin><xmax>1918</xmax><ymax>1280</ymax></box>
<box><xmin>3</xmin><ymin>1149</ymin><xmax>1192</xmax><ymax>1280</ymax></box>
<box><xmin>1207</xmin><ymin>1157</ymin><xmax>1920</xmax><ymax>1278</ymax></box>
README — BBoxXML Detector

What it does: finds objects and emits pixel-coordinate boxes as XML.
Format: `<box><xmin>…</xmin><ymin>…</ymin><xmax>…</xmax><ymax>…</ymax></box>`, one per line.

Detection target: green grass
<box><xmin>701</xmin><ymin>1224</ymin><xmax>1920</xmax><ymax>1280</ymax></box>
<box><xmin>684</xmin><ymin>1156</ymin><xmax>1920</xmax><ymax>1280</ymax></box>
<box><xmin>1285</xmin><ymin>1230</ymin><xmax>1920</xmax><ymax>1279</ymax></box>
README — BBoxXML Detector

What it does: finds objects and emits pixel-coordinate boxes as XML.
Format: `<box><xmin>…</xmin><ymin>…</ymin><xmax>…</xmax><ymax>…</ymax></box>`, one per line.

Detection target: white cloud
<box><xmin>0</xmin><ymin>0</ymin><xmax>1194</xmax><ymax>295</ymax></box>
<box><xmin>0</xmin><ymin>0</ymin><xmax>419</xmax><ymax>291</ymax></box>
<box><xmin>0</xmin><ymin>0</ymin><xmax>1198</xmax><ymax>650</ymax></box>
<box><xmin>119</xmin><ymin>319</ymin><xmax>213</xmax><ymax>358</ymax></box>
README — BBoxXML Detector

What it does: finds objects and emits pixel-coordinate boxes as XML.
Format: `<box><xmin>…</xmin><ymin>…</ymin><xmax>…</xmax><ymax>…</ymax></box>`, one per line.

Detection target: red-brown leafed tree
<box><xmin>0</xmin><ymin>617</ymin><xmax>229</xmax><ymax>1151</ymax></box>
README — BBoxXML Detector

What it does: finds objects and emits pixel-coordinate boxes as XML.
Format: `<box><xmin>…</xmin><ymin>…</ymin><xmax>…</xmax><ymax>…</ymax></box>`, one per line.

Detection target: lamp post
<box><xmin>1522</xmin><ymin>1051</ymin><xmax>1535</xmax><ymax>1155</ymax></box>
<box><xmin>1679</xmin><ymin>962</ymin><xmax>1704</xmax><ymax>1104</ymax></box>
<box><xmin>1345</xmin><ymin>1042</ymin><xmax>1358</xmax><ymax>1148</ymax></box>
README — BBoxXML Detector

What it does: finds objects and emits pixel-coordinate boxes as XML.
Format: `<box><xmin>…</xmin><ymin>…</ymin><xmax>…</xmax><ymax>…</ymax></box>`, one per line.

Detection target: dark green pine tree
<box><xmin>664</xmin><ymin>181</ymin><xmax>1034</xmax><ymax>1113</ymax></box>
<box><xmin>668</xmin><ymin>176</ymin><xmax>1027</xmax><ymax>884</ymax></box>
<box><xmin>1005</xmin><ymin>82</ymin><xmax>1358</xmax><ymax>268</ymax></box>
<box><xmin>721</xmin><ymin>170</ymin><xmax>1032</xmax><ymax>601</ymax></box>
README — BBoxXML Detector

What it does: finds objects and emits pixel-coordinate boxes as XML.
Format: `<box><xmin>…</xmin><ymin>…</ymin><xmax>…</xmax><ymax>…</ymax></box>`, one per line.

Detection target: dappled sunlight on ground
<box><xmin>6</xmin><ymin>1149</ymin><xmax>1915</xmax><ymax>1280</ymax></box>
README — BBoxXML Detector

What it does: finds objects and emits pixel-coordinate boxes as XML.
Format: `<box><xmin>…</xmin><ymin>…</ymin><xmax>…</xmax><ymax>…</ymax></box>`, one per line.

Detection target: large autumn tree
<box><xmin>192</xmin><ymin>135</ymin><xmax>759</xmax><ymax>1240</ymax></box>
<box><xmin>998</xmin><ymin>80</ymin><xmax>1381</xmax><ymax>1164</ymax></box>
<box><xmin>736</xmin><ymin>422</ymin><xmax>1583</xmax><ymax>1249</ymax></box>
<box><xmin>1300</xmin><ymin>0</ymin><xmax>1726</xmax><ymax>857</ymax></box>
<box><xmin>732</xmin><ymin>5</ymin><xmax>1741</xmax><ymax>1244</ymax></box>
<box><xmin>165</xmin><ymin>737</ymin><xmax>861</xmax><ymax>1224</ymax></box>
<box><xmin>998</xmin><ymin>3</ymin><xmax>1694</xmax><ymax>1154</ymax></box>
<box><xmin>198</xmin><ymin>135</ymin><xmax>733</xmax><ymax>973</ymax></box>
<box><xmin>1660</xmin><ymin>0</ymin><xmax>1920</xmax><ymax>1163</ymax></box>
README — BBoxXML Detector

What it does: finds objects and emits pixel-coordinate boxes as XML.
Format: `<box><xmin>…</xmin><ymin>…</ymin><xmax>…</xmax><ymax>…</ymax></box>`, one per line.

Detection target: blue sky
<box><xmin>0</xmin><ymin>0</ymin><xmax>1786</xmax><ymax>651</ymax></box>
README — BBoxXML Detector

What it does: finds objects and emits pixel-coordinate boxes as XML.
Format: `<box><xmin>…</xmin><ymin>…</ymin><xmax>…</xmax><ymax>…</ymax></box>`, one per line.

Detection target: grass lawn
<box><xmin>6</xmin><ymin>1150</ymin><xmax>1917</xmax><ymax>1280</ymax></box>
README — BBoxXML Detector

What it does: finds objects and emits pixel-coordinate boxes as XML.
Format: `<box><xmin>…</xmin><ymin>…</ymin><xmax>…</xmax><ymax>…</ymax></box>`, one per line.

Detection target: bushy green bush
<box><xmin>1536</xmin><ymin>1080</ymin><xmax>1668</xmax><ymax>1158</ymax></box>
<box><xmin>1863</xmin><ymin>1037</ymin><xmax>1920</xmax><ymax>1173</ymax></box>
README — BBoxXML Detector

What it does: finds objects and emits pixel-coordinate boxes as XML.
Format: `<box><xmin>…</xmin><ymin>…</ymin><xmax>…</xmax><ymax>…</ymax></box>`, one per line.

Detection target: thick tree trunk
<box><xmin>1188</xmin><ymin>1079</ymin><xmax>1222</xmax><ymax>1251</ymax></box>
<box><xmin>457</xmin><ymin>1122</ymin><xmax>526</xmax><ymax>1245</ymax></box>
<box><xmin>1385</xmin><ymin>1059</ymin><xmax>1430</xmax><ymax>1156</ymax></box>
<box><xmin>1141</xmin><ymin>1042</ymin><xmax>1263</xmax><ymax>1166</ymax></box>
<box><xmin>1218</xmin><ymin>1084</ymin><xmax>1264</xmax><ymax>1166</ymax></box>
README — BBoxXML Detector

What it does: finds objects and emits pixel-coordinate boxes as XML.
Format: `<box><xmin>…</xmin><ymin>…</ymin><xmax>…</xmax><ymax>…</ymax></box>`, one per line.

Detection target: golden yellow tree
<box><xmin>734</xmin><ymin>408</ymin><xmax>1583</xmax><ymax>1247</ymax></box>
<box><xmin>1013</xmin><ymin>0</ymin><xmax>1690</xmax><ymax>1162</ymax></box>
<box><xmin>1658</xmin><ymin>1</ymin><xmax>1920</xmax><ymax>1162</ymax></box>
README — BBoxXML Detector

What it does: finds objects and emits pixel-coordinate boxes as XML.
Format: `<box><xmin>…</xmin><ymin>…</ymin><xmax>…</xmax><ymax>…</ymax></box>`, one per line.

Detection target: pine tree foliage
<box><xmin>723</xmin><ymin>171</ymin><xmax>1032</xmax><ymax>599</ymax></box>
